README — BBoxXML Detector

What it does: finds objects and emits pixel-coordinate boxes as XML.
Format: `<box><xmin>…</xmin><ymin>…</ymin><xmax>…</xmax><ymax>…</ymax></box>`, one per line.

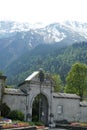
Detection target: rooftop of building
<box><xmin>4</xmin><ymin>88</ymin><xmax>26</xmax><ymax>95</ymax></box>
<box><xmin>53</xmin><ymin>92</ymin><xmax>80</xmax><ymax>99</ymax></box>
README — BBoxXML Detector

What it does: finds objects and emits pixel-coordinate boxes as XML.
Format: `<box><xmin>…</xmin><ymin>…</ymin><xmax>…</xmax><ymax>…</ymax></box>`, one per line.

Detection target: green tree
<box><xmin>0</xmin><ymin>71</ymin><xmax>3</xmax><ymax>76</ymax></box>
<box><xmin>52</xmin><ymin>74</ymin><xmax>63</xmax><ymax>92</ymax></box>
<box><xmin>65</xmin><ymin>62</ymin><xmax>87</xmax><ymax>101</ymax></box>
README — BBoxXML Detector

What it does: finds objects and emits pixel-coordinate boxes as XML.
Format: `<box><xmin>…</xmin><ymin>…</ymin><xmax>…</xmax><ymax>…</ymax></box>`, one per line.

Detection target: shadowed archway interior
<box><xmin>32</xmin><ymin>93</ymin><xmax>48</xmax><ymax>125</ymax></box>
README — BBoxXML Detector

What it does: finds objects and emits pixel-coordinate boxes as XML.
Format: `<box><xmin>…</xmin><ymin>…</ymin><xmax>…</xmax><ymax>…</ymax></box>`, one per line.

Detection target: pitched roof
<box><xmin>18</xmin><ymin>71</ymin><xmax>39</xmax><ymax>86</ymax></box>
<box><xmin>53</xmin><ymin>92</ymin><xmax>80</xmax><ymax>99</ymax></box>
<box><xmin>25</xmin><ymin>71</ymin><xmax>39</xmax><ymax>81</ymax></box>
<box><xmin>4</xmin><ymin>88</ymin><xmax>25</xmax><ymax>95</ymax></box>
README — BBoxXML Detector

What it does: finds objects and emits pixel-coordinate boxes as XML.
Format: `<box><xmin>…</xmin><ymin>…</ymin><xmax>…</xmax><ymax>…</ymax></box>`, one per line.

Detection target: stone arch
<box><xmin>32</xmin><ymin>93</ymin><xmax>49</xmax><ymax>125</ymax></box>
<box><xmin>30</xmin><ymin>91</ymin><xmax>50</xmax><ymax>109</ymax></box>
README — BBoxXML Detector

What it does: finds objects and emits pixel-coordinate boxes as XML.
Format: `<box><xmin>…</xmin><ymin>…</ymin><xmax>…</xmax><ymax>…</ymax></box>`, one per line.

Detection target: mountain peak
<box><xmin>0</xmin><ymin>20</ymin><xmax>87</xmax><ymax>43</ymax></box>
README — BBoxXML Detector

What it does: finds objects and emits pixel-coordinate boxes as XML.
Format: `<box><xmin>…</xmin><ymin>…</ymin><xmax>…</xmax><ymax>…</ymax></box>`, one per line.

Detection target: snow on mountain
<box><xmin>34</xmin><ymin>21</ymin><xmax>87</xmax><ymax>44</ymax></box>
<box><xmin>0</xmin><ymin>20</ymin><xmax>87</xmax><ymax>44</ymax></box>
<box><xmin>35</xmin><ymin>25</ymin><xmax>66</xmax><ymax>43</ymax></box>
<box><xmin>61</xmin><ymin>21</ymin><xmax>87</xmax><ymax>38</ymax></box>
<box><xmin>0</xmin><ymin>21</ymin><xmax>48</xmax><ymax>33</ymax></box>
<box><xmin>0</xmin><ymin>20</ymin><xmax>87</xmax><ymax>71</ymax></box>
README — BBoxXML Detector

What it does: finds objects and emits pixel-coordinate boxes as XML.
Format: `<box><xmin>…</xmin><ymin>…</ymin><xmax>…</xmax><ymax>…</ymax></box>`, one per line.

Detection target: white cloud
<box><xmin>0</xmin><ymin>0</ymin><xmax>87</xmax><ymax>23</ymax></box>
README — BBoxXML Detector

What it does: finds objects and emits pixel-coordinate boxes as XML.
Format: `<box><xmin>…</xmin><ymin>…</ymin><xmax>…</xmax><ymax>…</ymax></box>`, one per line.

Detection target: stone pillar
<box><xmin>0</xmin><ymin>75</ymin><xmax>7</xmax><ymax>115</ymax></box>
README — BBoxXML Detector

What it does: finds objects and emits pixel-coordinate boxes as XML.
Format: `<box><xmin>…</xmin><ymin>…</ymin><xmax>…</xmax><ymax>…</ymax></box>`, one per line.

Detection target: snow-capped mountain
<box><xmin>0</xmin><ymin>20</ymin><xmax>87</xmax><ymax>70</ymax></box>
<box><xmin>0</xmin><ymin>21</ymin><xmax>48</xmax><ymax>35</ymax></box>
<box><xmin>0</xmin><ymin>21</ymin><xmax>87</xmax><ymax>46</ymax></box>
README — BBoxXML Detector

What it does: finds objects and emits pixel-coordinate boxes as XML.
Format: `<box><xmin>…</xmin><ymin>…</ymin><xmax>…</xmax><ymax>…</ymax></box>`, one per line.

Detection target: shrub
<box><xmin>8</xmin><ymin>110</ymin><xmax>24</xmax><ymax>121</ymax></box>
<box><xmin>0</xmin><ymin>102</ymin><xmax>10</xmax><ymax>117</ymax></box>
<box><xmin>34</xmin><ymin>122</ymin><xmax>44</xmax><ymax>126</ymax></box>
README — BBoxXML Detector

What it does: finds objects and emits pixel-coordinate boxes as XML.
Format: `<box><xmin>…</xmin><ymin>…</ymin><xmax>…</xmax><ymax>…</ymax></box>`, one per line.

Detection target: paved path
<box><xmin>49</xmin><ymin>128</ymin><xmax>67</xmax><ymax>130</ymax></box>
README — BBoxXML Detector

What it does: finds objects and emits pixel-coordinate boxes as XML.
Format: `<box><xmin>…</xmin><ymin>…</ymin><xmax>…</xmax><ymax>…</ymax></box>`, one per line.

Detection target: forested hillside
<box><xmin>4</xmin><ymin>41</ymin><xmax>87</xmax><ymax>86</ymax></box>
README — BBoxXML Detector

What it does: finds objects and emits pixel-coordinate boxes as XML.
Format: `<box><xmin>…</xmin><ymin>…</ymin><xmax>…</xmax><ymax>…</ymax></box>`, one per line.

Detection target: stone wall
<box><xmin>0</xmin><ymin>73</ymin><xmax>87</xmax><ymax>124</ymax></box>
<box><xmin>52</xmin><ymin>95</ymin><xmax>80</xmax><ymax>122</ymax></box>
<box><xmin>3</xmin><ymin>94</ymin><xmax>26</xmax><ymax>114</ymax></box>
<box><xmin>80</xmin><ymin>106</ymin><xmax>87</xmax><ymax>122</ymax></box>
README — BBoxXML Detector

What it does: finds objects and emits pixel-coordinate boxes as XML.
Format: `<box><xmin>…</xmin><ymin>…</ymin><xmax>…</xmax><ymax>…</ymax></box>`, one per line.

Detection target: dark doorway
<box><xmin>32</xmin><ymin>93</ymin><xmax>48</xmax><ymax>125</ymax></box>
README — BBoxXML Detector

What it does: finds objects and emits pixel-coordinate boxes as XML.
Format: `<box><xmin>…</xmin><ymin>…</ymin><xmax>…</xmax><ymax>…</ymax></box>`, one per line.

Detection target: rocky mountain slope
<box><xmin>0</xmin><ymin>21</ymin><xmax>87</xmax><ymax>85</ymax></box>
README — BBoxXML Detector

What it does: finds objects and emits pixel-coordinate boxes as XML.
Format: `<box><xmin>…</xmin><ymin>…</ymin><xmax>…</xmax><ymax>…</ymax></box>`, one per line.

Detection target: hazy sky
<box><xmin>0</xmin><ymin>0</ymin><xmax>87</xmax><ymax>24</ymax></box>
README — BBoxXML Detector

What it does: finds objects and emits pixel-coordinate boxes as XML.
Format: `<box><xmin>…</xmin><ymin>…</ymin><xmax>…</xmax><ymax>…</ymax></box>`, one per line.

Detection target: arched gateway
<box><xmin>32</xmin><ymin>93</ymin><xmax>48</xmax><ymax>124</ymax></box>
<box><xmin>1</xmin><ymin>70</ymin><xmax>86</xmax><ymax>124</ymax></box>
<box><xmin>19</xmin><ymin>70</ymin><xmax>53</xmax><ymax>125</ymax></box>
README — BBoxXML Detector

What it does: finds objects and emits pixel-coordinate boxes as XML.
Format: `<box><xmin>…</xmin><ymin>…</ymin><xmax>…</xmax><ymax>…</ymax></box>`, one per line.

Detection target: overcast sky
<box><xmin>0</xmin><ymin>0</ymin><xmax>87</xmax><ymax>24</ymax></box>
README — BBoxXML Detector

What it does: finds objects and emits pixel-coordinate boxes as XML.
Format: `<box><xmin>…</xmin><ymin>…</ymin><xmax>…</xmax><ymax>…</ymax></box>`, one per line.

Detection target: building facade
<box><xmin>0</xmin><ymin>70</ymin><xmax>87</xmax><ymax>125</ymax></box>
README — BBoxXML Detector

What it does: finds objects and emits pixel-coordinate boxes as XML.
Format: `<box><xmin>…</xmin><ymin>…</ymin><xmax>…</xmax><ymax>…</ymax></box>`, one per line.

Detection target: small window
<box><xmin>57</xmin><ymin>105</ymin><xmax>63</xmax><ymax>114</ymax></box>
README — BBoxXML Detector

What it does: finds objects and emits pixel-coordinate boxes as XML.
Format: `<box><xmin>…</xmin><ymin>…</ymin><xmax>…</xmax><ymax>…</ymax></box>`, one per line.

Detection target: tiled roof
<box><xmin>4</xmin><ymin>88</ymin><xmax>25</xmax><ymax>95</ymax></box>
<box><xmin>53</xmin><ymin>92</ymin><xmax>80</xmax><ymax>99</ymax></box>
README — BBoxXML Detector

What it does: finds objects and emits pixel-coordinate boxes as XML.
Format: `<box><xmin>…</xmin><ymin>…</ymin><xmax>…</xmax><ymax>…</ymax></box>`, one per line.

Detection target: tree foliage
<box><xmin>65</xmin><ymin>62</ymin><xmax>87</xmax><ymax>100</ymax></box>
<box><xmin>52</xmin><ymin>74</ymin><xmax>63</xmax><ymax>92</ymax></box>
<box><xmin>3</xmin><ymin>41</ymin><xmax>87</xmax><ymax>86</ymax></box>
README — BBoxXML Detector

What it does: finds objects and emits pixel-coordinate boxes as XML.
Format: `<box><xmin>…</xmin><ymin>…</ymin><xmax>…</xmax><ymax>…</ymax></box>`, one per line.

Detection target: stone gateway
<box><xmin>0</xmin><ymin>70</ymin><xmax>87</xmax><ymax>125</ymax></box>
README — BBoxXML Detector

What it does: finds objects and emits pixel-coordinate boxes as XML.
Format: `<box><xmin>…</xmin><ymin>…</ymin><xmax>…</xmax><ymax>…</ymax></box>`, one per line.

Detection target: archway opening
<box><xmin>32</xmin><ymin>93</ymin><xmax>48</xmax><ymax>125</ymax></box>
